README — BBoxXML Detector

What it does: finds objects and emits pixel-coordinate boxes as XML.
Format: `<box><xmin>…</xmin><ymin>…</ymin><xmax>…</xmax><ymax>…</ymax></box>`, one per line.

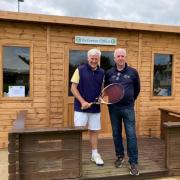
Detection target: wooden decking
<box><xmin>1</xmin><ymin>137</ymin><xmax>177</xmax><ymax>180</ymax></box>
<box><xmin>81</xmin><ymin>137</ymin><xmax>168</xmax><ymax>180</ymax></box>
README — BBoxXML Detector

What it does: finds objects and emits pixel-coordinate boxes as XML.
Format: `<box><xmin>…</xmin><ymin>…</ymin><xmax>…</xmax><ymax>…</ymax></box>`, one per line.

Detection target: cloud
<box><xmin>0</xmin><ymin>0</ymin><xmax>180</xmax><ymax>25</ymax></box>
<box><xmin>96</xmin><ymin>0</ymin><xmax>180</xmax><ymax>25</ymax></box>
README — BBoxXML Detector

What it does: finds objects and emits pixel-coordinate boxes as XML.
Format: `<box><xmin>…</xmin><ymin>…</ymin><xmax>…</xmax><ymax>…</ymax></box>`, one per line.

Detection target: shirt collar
<box><xmin>86</xmin><ymin>63</ymin><xmax>100</xmax><ymax>71</ymax></box>
<box><xmin>115</xmin><ymin>63</ymin><xmax>127</xmax><ymax>73</ymax></box>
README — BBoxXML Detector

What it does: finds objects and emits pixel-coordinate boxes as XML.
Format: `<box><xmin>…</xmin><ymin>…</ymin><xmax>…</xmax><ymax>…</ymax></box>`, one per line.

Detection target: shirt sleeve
<box><xmin>71</xmin><ymin>68</ymin><xmax>80</xmax><ymax>84</ymax></box>
<box><xmin>134</xmin><ymin>70</ymin><xmax>140</xmax><ymax>100</ymax></box>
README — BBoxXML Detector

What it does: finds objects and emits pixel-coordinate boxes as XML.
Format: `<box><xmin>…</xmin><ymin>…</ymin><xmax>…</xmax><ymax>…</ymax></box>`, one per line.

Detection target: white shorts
<box><xmin>74</xmin><ymin>111</ymin><xmax>101</xmax><ymax>131</ymax></box>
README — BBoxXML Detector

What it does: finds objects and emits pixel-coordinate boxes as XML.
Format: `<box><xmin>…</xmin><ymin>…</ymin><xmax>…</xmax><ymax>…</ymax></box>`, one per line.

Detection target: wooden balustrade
<box><xmin>8</xmin><ymin>111</ymin><xmax>87</xmax><ymax>180</ymax></box>
<box><xmin>159</xmin><ymin>108</ymin><xmax>180</xmax><ymax>175</ymax></box>
<box><xmin>159</xmin><ymin>108</ymin><xmax>180</xmax><ymax>140</ymax></box>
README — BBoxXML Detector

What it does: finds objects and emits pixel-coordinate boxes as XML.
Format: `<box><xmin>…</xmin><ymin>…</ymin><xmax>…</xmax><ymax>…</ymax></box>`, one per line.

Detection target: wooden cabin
<box><xmin>0</xmin><ymin>11</ymin><xmax>180</xmax><ymax>149</ymax></box>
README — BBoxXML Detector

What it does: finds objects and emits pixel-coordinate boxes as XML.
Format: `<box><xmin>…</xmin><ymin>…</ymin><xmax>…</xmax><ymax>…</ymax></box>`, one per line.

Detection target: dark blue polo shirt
<box><xmin>74</xmin><ymin>64</ymin><xmax>104</xmax><ymax>113</ymax></box>
<box><xmin>105</xmin><ymin>63</ymin><xmax>140</xmax><ymax>108</ymax></box>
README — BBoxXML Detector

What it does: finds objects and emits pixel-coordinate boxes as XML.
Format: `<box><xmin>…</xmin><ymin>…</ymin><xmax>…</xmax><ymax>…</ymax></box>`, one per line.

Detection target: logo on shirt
<box><xmin>123</xmin><ymin>74</ymin><xmax>130</xmax><ymax>79</ymax></box>
<box><xmin>111</xmin><ymin>72</ymin><xmax>130</xmax><ymax>81</ymax></box>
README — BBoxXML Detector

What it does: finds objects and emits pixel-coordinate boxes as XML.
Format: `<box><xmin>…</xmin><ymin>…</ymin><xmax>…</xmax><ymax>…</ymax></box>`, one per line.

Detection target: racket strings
<box><xmin>101</xmin><ymin>84</ymin><xmax>124</xmax><ymax>104</ymax></box>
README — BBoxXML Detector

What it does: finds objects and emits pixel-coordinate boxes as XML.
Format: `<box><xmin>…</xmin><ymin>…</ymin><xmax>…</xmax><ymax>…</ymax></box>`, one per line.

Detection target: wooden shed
<box><xmin>0</xmin><ymin>11</ymin><xmax>180</xmax><ymax>148</ymax></box>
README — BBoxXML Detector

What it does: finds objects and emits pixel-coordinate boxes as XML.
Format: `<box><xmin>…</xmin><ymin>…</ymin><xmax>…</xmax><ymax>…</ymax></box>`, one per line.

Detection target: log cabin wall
<box><xmin>0</xmin><ymin>11</ymin><xmax>180</xmax><ymax>148</ymax></box>
<box><xmin>0</xmin><ymin>21</ymin><xmax>50</xmax><ymax>148</ymax></box>
<box><xmin>49</xmin><ymin>25</ymin><xmax>140</xmax><ymax>137</ymax></box>
<box><xmin>139</xmin><ymin>32</ymin><xmax>180</xmax><ymax>137</ymax></box>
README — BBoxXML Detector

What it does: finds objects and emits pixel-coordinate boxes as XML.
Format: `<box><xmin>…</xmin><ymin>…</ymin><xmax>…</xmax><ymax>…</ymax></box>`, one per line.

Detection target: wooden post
<box><xmin>159</xmin><ymin>108</ymin><xmax>180</xmax><ymax>139</ymax></box>
<box><xmin>163</xmin><ymin>122</ymin><xmax>180</xmax><ymax>175</ymax></box>
<box><xmin>12</xmin><ymin>110</ymin><xmax>27</xmax><ymax>130</ymax></box>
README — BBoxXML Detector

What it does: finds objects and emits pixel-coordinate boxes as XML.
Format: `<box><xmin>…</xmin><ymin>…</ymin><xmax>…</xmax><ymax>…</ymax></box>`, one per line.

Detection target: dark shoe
<box><xmin>129</xmin><ymin>163</ymin><xmax>139</xmax><ymax>176</ymax></box>
<box><xmin>114</xmin><ymin>155</ymin><xmax>124</xmax><ymax>168</ymax></box>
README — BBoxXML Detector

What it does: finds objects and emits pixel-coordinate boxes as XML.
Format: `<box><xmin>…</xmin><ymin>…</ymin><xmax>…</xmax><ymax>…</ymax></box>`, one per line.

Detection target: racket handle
<box><xmin>81</xmin><ymin>102</ymin><xmax>94</xmax><ymax>110</ymax></box>
<box><xmin>91</xmin><ymin>102</ymin><xmax>100</xmax><ymax>105</ymax></box>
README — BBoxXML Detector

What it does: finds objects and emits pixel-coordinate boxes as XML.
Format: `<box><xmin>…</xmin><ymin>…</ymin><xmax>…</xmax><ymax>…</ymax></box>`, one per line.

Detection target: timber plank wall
<box><xmin>0</xmin><ymin>11</ymin><xmax>180</xmax><ymax>148</ymax></box>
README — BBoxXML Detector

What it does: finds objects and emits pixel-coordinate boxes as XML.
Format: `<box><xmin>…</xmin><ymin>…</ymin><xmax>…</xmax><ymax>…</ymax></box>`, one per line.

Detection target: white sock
<box><xmin>92</xmin><ymin>149</ymin><xmax>98</xmax><ymax>156</ymax></box>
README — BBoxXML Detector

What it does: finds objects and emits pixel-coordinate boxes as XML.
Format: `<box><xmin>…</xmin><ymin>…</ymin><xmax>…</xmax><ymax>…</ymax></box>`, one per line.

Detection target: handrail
<box><xmin>159</xmin><ymin>108</ymin><xmax>180</xmax><ymax>139</ymax></box>
<box><xmin>159</xmin><ymin>108</ymin><xmax>180</xmax><ymax>116</ymax></box>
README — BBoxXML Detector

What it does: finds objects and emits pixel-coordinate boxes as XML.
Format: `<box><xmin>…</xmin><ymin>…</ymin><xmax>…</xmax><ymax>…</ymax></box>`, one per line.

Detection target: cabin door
<box><xmin>64</xmin><ymin>46</ymin><xmax>115</xmax><ymax>137</ymax></box>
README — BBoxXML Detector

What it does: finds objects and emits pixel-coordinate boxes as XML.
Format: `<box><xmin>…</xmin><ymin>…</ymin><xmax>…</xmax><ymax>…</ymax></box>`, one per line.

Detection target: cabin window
<box><xmin>153</xmin><ymin>53</ymin><xmax>173</xmax><ymax>96</ymax></box>
<box><xmin>69</xmin><ymin>50</ymin><xmax>87</xmax><ymax>96</ymax></box>
<box><xmin>69</xmin><ymin>50</ymin><xmax>114</xmax><ymax>96</ymax></box>
<box><xmin>100</xmin><ymin>51</ymin><xmax>114</xmax><ymax>70</ymax></box>
<box><xmin>2</xmin><ymin>46</ymin><xmax>30</xmax><ymax>97</ymax></box>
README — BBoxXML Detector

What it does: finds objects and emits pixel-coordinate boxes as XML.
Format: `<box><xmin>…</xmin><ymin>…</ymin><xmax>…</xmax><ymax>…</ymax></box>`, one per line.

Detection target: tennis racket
<box><xmin>81</xmin><ymin>83</ymin><xmax>124</xmax><ymax>109</ymax></box>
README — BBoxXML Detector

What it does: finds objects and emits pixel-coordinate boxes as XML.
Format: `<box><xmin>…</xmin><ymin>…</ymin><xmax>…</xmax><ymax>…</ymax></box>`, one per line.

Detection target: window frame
<box><xmin>150</xmin><ymin>50</ymin><xmax>175</xmax><ymax>100</ymax></box>
<box><xmin>0</xmin><ymin>42</ymin><xmax>33</xmax><ymax>100</ymax></box>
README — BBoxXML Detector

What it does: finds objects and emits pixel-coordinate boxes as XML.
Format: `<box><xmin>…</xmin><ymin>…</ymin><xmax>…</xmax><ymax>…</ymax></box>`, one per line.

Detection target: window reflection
<box><xmin>69</xmin><ymin>50</ymin><xmax>87</xmax><ymax>96</ymax></box>
<box><xmin>153</xmin><ymin>54</ymin><xmax>172</xmax><ymax>96</ymax></box>
<box><xmin>100</xmin><ymin>51</ymin><xmax>114</xmax><ymax>71</ymax></box>
<box><xmin>3</xmin><ymin>46</ymin><xmax>30</xmax><ymax>97</ymax></box>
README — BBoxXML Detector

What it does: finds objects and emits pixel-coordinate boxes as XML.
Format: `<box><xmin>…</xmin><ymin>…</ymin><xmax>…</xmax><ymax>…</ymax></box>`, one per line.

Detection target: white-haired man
<box><xmin>71</xmin><ymin>48</ymin><xmax>104</xmax><ymax>166</ymax></box>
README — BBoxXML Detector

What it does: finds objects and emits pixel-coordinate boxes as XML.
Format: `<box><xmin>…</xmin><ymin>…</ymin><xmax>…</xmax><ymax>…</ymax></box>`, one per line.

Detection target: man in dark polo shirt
<box><xmin>105</xmin><ymin>48</ymin><xmax>140</xmax><ymax>175</ymax></box>
<box><xmin>71</xmin><ymin>48</ymin><xmax>104</xmax><ymax>166</ymax></box>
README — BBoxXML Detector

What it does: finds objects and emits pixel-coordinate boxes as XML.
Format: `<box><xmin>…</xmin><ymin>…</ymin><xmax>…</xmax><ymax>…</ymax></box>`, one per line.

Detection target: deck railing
<box><xmin>159</xmin><ymin>108</ymin><xmax>180</xmax><ymax>175</ymax></box>
<box><xmin>8</xmin><ymin>110</ymin><xmax>87</xmax><ymax>180</ymax></box>
<box><xmin>159</xmin><ymin>108</ymin><xmax>180</xmax><ymax>140</ymax></box>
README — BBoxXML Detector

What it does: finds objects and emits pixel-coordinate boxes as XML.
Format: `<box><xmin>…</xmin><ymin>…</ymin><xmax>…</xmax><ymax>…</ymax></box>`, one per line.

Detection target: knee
<box><xmin>112</xmin><ymin>129</ymin><xmax>121</xmax><ymax>138</ymax></box>
<box><xmin>126</xmin><ymin>132</ymin><xmax>137</xmax><ymax>141</ymax></box>
<box><xmin>90</xmin><ymin>130</ymin><xmax>98</xmax><ymax>134</ymax></box>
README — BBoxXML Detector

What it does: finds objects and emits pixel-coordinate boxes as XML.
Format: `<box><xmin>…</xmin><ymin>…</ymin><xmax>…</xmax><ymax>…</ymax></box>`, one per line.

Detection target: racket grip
<box><xmin>81</xmin><ymin>103</ymin><xmax>93</xmax><ymax>110</ymax></box>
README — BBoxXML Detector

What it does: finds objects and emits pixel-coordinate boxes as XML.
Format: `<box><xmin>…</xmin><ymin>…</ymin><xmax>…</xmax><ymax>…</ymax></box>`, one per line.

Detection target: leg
<box><xmin>108</xmin><ymin>106</ymin><xmax>124</xmax><ymax>157</ymax></box>
<box><xmin>89</xmin><ymin>130</ymin><xmax>98</xmax><ymax>150</ymax></box>
<box><xmin>88</xmin><ymin>113</ymin><xmax>101</xmax><ymax>150</ymax></box>
<box><xmin>88</xmin><ymin>113</ymin><xmax>104</xmax><ymax>166</ymax></box>
<box><xmin>122</xmin><ymin>107</ymin><xmax>138</xmax><ymax>165</ymax></box>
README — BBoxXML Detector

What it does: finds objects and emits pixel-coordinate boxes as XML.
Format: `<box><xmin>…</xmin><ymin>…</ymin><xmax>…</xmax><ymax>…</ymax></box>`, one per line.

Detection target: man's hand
<box><xmin>81</xmin><ymin>101</ymin><xmax>91</xmax><ymax>110</ymax></box>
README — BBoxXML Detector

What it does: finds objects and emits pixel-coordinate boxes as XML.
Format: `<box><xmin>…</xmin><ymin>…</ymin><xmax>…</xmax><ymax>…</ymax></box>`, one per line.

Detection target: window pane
<box><xmin>69</xmin><ymin>50</ymin><xmax>87</xmax><ymax>96</ymax></box>
<box><xmin>100</xmin><ymin>51</ymin><xmax>114</xmax><ymax>71</ymax></box>
<box><xmin>3</xmin><ymin>46</ymin><xmax>30</xmax><ymax>97</ymax></box>
<box><xmin>153</xmin><ymin>53</ymin><xmax>172</xmax><ymax>96</ymax></box>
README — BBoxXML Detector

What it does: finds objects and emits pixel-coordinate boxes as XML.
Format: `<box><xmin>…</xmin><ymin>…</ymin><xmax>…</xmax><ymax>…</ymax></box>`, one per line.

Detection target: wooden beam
<box><xmin>0</xmin><ymin>11</ymin><xmax>180</xmax><ymax>34</ymax></box>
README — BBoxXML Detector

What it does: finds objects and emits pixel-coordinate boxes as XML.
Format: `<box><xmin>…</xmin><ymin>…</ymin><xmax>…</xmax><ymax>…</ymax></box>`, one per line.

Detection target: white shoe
<box><xmin>91</xmin><ymin>153</ymin><xmax>104</xmax><ymax>166</ymax></box>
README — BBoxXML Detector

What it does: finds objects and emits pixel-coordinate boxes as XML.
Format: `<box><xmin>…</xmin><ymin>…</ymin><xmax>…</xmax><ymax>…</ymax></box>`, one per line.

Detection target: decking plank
<box><xmin>81</xmin><ymin>137</ymin><xmax>168</xmax><ymax>179</ymax></box>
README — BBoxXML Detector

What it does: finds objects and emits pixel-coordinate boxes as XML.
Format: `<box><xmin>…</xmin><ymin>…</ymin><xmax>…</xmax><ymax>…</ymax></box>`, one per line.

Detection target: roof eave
<box><xmin>0</xmin><ymin>11</ymin><xmax>180</xmax><ymax>33</ymax></box>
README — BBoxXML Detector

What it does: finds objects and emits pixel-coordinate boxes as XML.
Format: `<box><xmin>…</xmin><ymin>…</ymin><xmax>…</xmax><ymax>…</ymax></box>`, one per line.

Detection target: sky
<box><xmin>0</xmin><ymin>0</ymin><xmax>180</xmax><ymax>26</ymax></box>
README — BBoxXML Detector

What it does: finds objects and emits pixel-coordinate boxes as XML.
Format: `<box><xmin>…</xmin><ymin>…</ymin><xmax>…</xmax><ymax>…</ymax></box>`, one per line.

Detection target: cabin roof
<box><xmin>0</xmin><ymin>11</ymin><xmax>180</xmax><ymax>34</ymax></box>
